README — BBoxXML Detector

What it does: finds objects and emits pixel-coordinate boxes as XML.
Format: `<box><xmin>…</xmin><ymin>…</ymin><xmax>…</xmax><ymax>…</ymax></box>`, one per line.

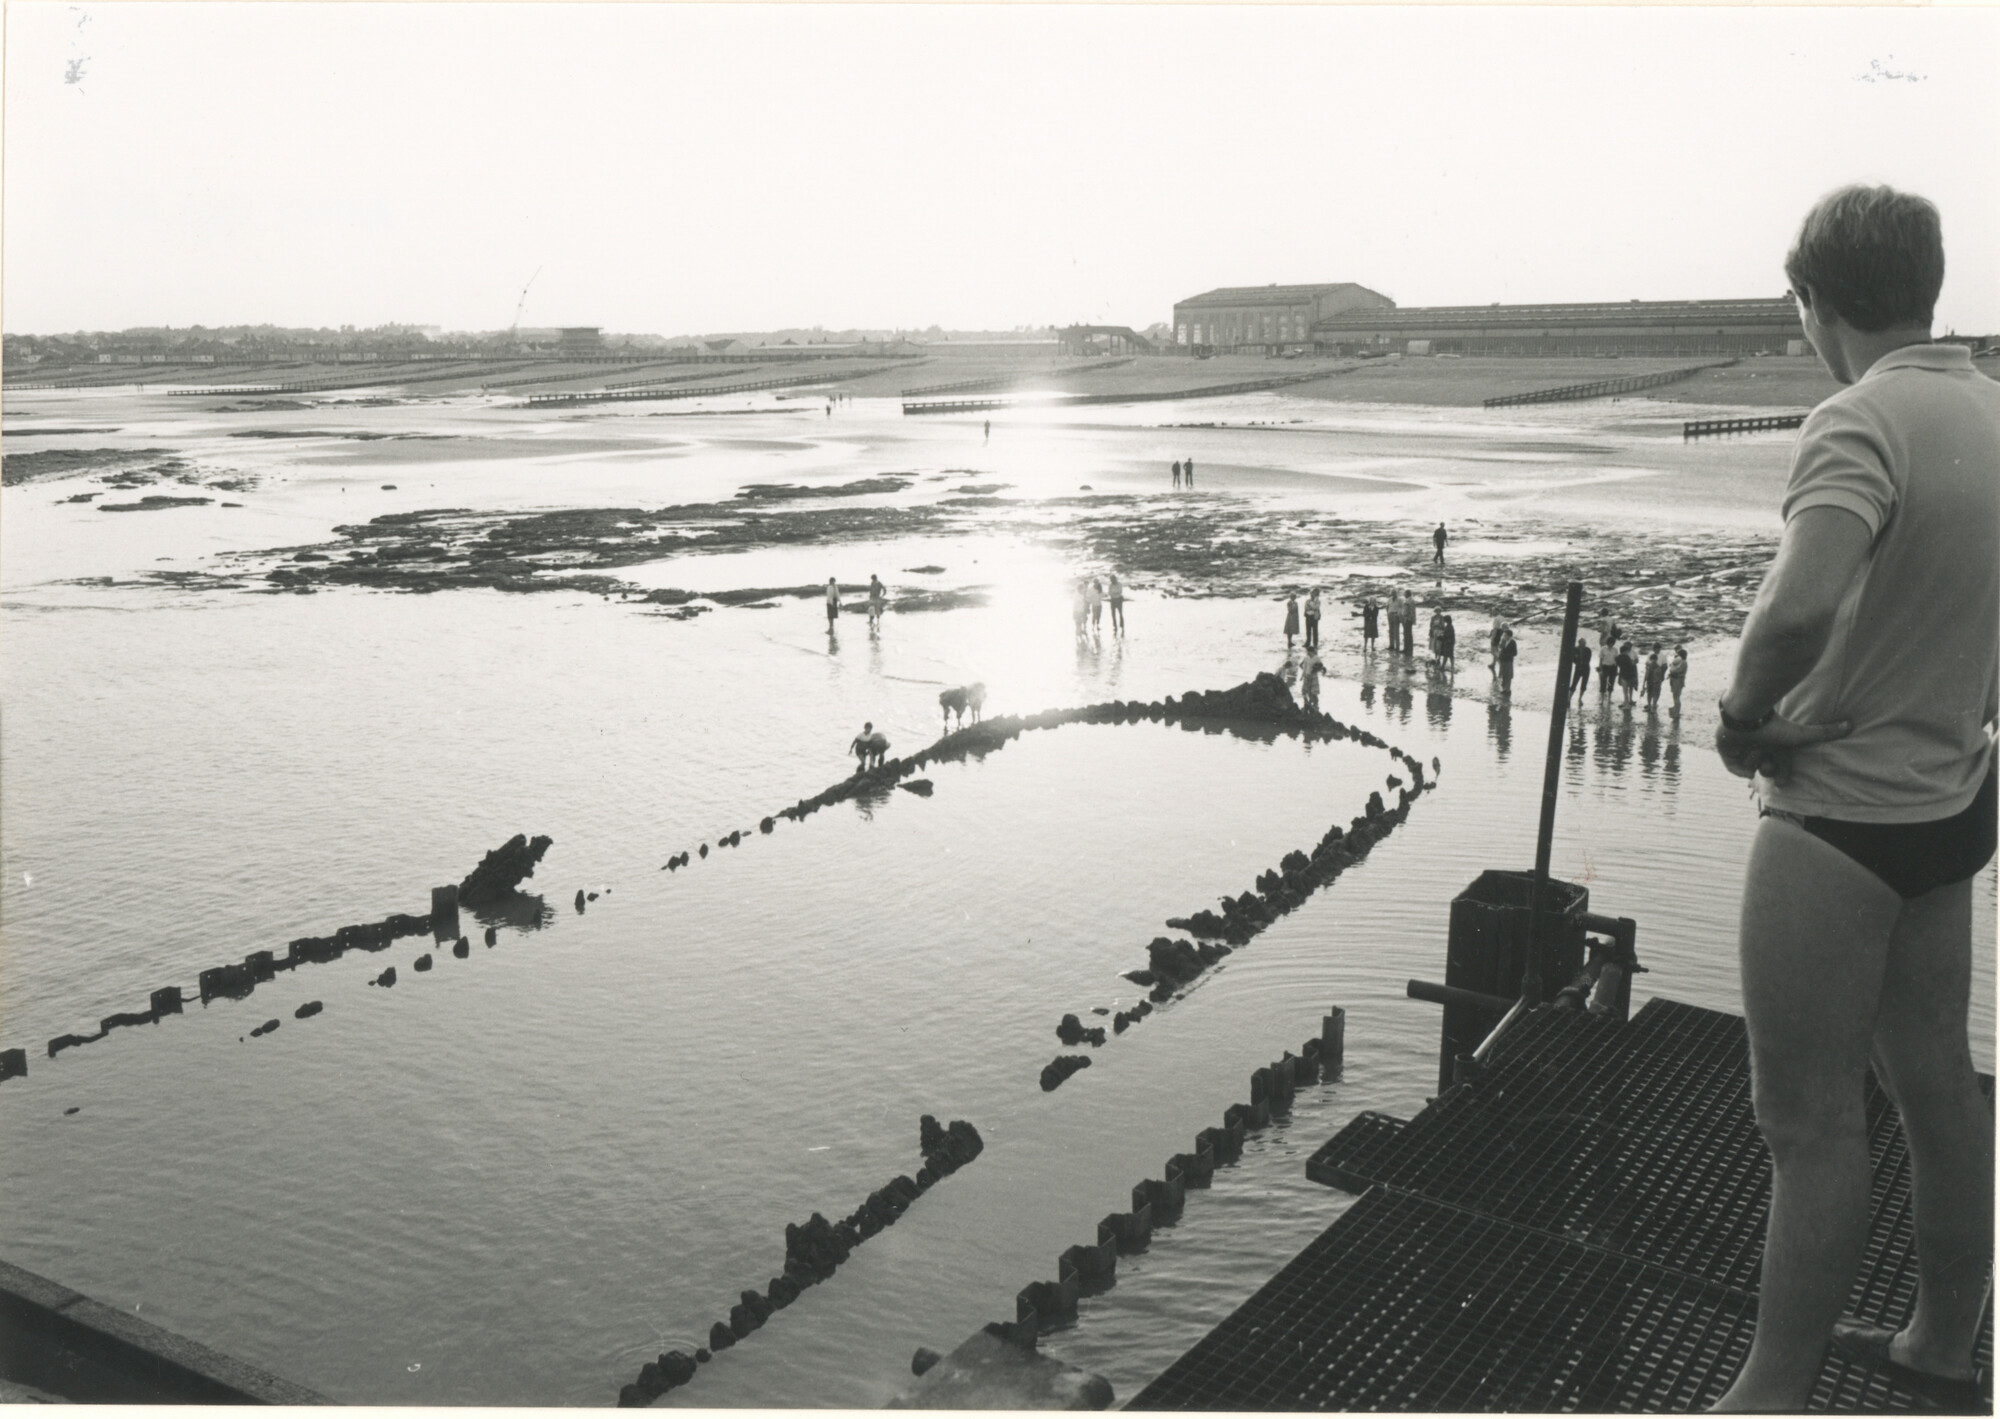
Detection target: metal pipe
<box><xmin>1521</xmin><ymin>581</ymin><xmax>1584</xmax><ymax>1006</ymax></box>
<box><xmin>1472</xmin><ymin>997</ymin><xmax>1529</xmax><ymax>1063</ymax></box>
<box><xmin>1406</xmin><ymin>979</ymin><xmax>1514</xmax><ymax>1016</ymax></box>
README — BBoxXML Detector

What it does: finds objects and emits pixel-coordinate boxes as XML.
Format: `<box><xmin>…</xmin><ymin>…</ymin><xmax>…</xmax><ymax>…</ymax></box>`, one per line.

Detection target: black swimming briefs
<box><xmin>1762</xmin><ymin>758</ymin><xmax>1998</xmax><ymax>900</ymax></box>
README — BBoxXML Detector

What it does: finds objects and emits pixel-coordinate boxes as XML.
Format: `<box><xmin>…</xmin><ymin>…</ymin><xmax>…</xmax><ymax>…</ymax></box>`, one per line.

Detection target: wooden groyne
<box><xmin>525</xmin><ymin>363</ymin><xmax>905</xmax><ymax>408</ymax></box>
<box><xmin>1683</xmin><ymin>411</ymin><xmax>1807</xmax><ymax>441</ymax></box>
<box><xmin>614</xmin><ymin>1117</ymin><xmax>987</xmax><ymax>1406</ymax></box>
<box><xmin>900</xmin><ymin>358</ymin><xmax>1134</xmax><ymax>399</ymax></box>
<box><xmin>601</xmin><ymin>365</ymin><xmax>771</xmax><ymax>392</ymax></box>
<box><xmin>167</xmin><ymin>360</ymin><xmax>544</xmax><ymax>398</ymax></box>
<box><xmin>1484</xmin><ymin>359</ymin><xmax>1736</xmax><ymax>408</ymax></box>
<box><xmin>901</xmin><ymin>368</ymin><xmax>1340</xmax><ymax>416</ymax></box>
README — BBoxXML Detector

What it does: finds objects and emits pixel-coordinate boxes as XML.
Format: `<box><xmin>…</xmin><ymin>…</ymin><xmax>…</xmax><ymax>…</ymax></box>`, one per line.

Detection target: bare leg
<box><xmin>1871</xmin><ymin>874</ymin><xmax>1993</xmax><ymax>1379</ymax></box>
<box><xmin>1713</xmin><ymin>818</ymin><xmax>1901</xmax><ymax>1411</ymax></box>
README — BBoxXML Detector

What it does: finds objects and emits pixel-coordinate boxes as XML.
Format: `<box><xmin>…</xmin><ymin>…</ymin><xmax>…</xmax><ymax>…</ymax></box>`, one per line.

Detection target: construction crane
<box><xmin>508</xmin><ymin>266</ymin><xmax>542</xmax><ymax>348</ymax></box>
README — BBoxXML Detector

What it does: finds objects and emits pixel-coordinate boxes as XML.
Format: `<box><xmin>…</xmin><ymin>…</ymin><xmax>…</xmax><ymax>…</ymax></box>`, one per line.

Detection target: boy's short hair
<box><xmin>1785</xmin><ymin>185</ymin><xmax>1944</xmax><ymax>332</ymax></box>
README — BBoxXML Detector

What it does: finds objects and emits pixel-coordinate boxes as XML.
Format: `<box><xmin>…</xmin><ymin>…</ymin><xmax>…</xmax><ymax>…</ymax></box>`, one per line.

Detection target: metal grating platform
<box><xmin>1131</xmin><ymin>998</ymin><xmax>1991</xmax><ymax>1411</ymax></box>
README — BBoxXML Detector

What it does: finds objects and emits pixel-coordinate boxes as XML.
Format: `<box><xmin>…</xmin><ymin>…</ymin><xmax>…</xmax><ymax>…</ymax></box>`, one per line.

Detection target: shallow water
<box><xmin>2</xmin><ymin>386</ymin><xmax>1991</xmax><ymax>1406</ymax></box>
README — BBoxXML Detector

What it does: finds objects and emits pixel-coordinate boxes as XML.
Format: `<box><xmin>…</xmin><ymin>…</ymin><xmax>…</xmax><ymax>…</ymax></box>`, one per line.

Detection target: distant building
<box><xmin>1056</xmin><ymin>325</ymin><xmax>1156</xmax><ymax>356</ymax></box>
<box><xmin>1312</xmin><ymin>297</ymin><xmax>1804</xmax><ymax>358</ymax></box>
<box><xmin>1173</xmin><ymin>283</ymin><xmax>1394</xmax><ymax>354</ymax></box>
<box><xmin>557</xmin><ymin>327</ymin><xmax>605</xmax><ymax>357</ymax></box>
<box><xmin>704</xmin><ymin>338</ymin><xmax>750</xmax><ymax>356</ymax></box>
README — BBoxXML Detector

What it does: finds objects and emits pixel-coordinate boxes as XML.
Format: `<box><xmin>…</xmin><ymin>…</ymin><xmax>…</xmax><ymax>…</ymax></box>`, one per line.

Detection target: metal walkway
<box><xmin>1130</xmin><ymin>998</ymin><xmax>1992</xmax><ymax>1411</ymax></box>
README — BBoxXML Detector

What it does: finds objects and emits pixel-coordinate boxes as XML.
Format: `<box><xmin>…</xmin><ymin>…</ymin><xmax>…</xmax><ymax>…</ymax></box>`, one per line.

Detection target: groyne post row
<box><xmin>998</xmin><ymin>1012</ymin><xmax>1348</xmax><ymax>1352</ymax></box>
<box><xmin>899</xmin><ymin>368</ymin><xmax>1341</xmax><ymax>416</ymax></box>
<box><xmin>0</xmin><ymin>835</ymin><xmax>553</xmax><ymax>1081</ymax></box>
<box><xmin>599</xmin><ymin>365</ymin><xmax>771</xmax><ymax>392</ymax></box>
<box><xmin>1682</xmin><ymin>412</ymin><xmax>1808</xmax><ymax>441</ymax></box>
<box><xmin>666</xmin><ymin>673</ymin><xmax>1419</xmax><ymax>871</ymax></box>
<box><xmin>1043</xmin><ymin>762</ymin><xmax>1426</xmax><ymax>1092</ymax></box>
<box><xmin>524</xmin><ymin>361</ymin><xmax>921</xmax><ymax>408</ymax></box>
<box><xmin>900</xmin><ymin>357</ymin><xmax>1136</xmax><ymax>399</ymax></box>
<box><xmin>1482</xmin><ymin>359</ymin><xmax>1737</xmax><ymax>408</ymax></box>
<box><xmin>649</xmin><ymin>672</ymin><xmax>1431</xmax><ymax>1095</ymax></box>
<box><xmin>613</xmin><ymin>1117</ymin><xmax>986</xmax><ymax>1407</ymax></box>
<box><xmin>164</xmin><ymin>361</ymin><xmax>543</xmax><ymax>398</ymax></box>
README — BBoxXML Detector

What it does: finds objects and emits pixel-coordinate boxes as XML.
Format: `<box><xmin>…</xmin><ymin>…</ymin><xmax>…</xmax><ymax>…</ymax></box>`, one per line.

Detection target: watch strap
<box><xmin>1718</xmin><ymin>699</ymin><xmax>1774</xmax><ymax>734</ymax></box>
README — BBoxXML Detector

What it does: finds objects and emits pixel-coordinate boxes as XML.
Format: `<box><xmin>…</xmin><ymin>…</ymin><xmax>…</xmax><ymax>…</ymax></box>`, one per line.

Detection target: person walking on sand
<box><xmin>867</xmin><ymin>574</ymin><xmax>886</xmax><ymax>629</ymax></box>
<box><xmin>1183</xmin><ymin>456</ymin><xmax>1195</xmax><ymax>490</ymax></box>
<box><xmin>1108</xmin><ymin>573</ymin><xmax>1125</xmax><ymax>634</ymax></box>
<box><xmin>1432</xmin><ymin>522</ymin><xmax>1448</xmax><ymax>566</ymax></box>
<box><xmin>1617</xmin><ymin>639</ymin><xmax>1640</xmax><ymax>707</ymax></box>
<box><xmin>1305</xmin><ymin>589</ymin><xmax>1322</xmax><ymax>651</ymax></box>
<box><xmin>825</xmin><ymin>577</ymin><xmax>840</xmax><ymax>629</ymax></box>
<box><xmin>1668</xmin><ymin>643</ymin><xmax>1688</xmax><ymax>716</ymax></box>
<box><xmin>1283</xmin><ymin>593</ymin><xmax>1301</xmax><ymax>651</ymax></box>
<box><xmin>1710</xmin><ymin>185</ymin><xmax>1997</xmax><ymax>1412</ymax></box>
<box><xmin>1403</xmin><ymin>593</ymin><xmax>1420</xmax><ymax>658</ymax></box>
<box><xmin>1384</xmin><ymin>590</ymin><xmax>1401</xmax><ymax>653</ymax></box>
<box><xmin>1643</xmin><ymin>644</ymin><xmax>1667</xmax><ymax>712</ymax></box>
<box><xmin>1442</xmin><ymin>612</ymin><xmax>1457</xmax><ymax>670</ymax></box>
<box><xmin>1495</xmin><ymin>625</ymin><xmax>1518</xmax><ymax>695</ymax></box>
<box><xmin>1071</xmin><ymin>583</ymin><xmax>1089</xmax><ymax>644</ymax></box>
<box><xmin>1489</xmin><ymin>615</ymin><xmax>1505</xmax><ymax>676</ymax></box>
<box><xmin>1426</xmin><ymin>607</ymin><xmax>1443</xmax><ymax>668</ymax></box>
<box><xmin>1571</xmin><ymin>638</ymin><xmax>1594</xmax><ymax>707</ymax></box>
<box><xmin>983</xmin><ymin>420</ymin><xmax>990</xmax><ymax>445</ymax></box>
<box><xmin>1361</xmin><ymin>596</ymin><xmax>1380</xmax><ymax>649</ymax></box>
<box><xmin>1172</xmin><ymin>459</ymin><xmax>1182</xmax><ymax>491</ymax></box>
<box><xmin>1089</xmin><ymin>577</ymin><xmax>1105</xmax><ymax>634</ymax></box>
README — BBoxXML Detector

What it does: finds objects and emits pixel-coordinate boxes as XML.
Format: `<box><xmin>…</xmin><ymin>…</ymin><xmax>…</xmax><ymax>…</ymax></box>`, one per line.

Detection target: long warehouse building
<box><xmin>1171</xmin><ymin>285</ymin><xmax>1804</xmax><ymax>358</ymax></box>
<box><xmin>1312</xmin><ymin>296</ymin><xmax>1805</xmax><ymax>358</ymax></box>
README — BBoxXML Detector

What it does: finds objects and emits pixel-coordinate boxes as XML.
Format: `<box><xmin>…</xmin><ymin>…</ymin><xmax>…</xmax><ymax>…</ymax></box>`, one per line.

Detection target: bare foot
<box><xmin>1889</xmin><ymin>1328</ymin><xmax>1979</xmax><ymax>1383</ymax></box>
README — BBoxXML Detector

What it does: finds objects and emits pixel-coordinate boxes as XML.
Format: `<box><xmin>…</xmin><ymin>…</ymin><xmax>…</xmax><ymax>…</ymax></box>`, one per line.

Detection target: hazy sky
<box><xmin>5</xmin><ymin>4</ymin><xmax>1997</xmax><ymax>336</ymax></box>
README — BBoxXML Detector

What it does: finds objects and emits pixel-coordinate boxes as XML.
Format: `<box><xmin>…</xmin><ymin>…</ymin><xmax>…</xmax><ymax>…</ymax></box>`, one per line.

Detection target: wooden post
<box><xmin>432</xmin><ymin>884</ymin><xmax>459</xmax><ymax>941</ymax></box>
<box><xmin>1321</xmin><ymin>1007</ymin><xmax>1346</xmax><ymax>1076</ymax></box>
<box><xmin>1522</xmin><ymin>582</ymin><xmax>1584</xmax><ymax>1006</ymax></box>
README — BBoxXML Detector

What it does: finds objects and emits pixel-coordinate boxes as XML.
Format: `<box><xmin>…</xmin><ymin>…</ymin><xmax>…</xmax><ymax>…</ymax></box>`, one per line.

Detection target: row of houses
<box><xmin>1169</xmin><ymin>283</ymin><xmax>1808</xmax><ymax>358</ymax></box>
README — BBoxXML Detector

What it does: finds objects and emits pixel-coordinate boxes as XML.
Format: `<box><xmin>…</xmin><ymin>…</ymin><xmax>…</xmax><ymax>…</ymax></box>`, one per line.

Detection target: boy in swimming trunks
<box><xmin>1711</xmin><ymin>186</ymin><xmax>1997</xmax><ymax>1411</ymax></box>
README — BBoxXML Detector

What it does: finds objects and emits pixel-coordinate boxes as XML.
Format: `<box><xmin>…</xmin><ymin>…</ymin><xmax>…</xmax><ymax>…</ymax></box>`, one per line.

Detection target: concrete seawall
<box><xmin>0</xmin><ymin>1258</ymin><xmax>326</xmax><ymax>1404</ymax></box>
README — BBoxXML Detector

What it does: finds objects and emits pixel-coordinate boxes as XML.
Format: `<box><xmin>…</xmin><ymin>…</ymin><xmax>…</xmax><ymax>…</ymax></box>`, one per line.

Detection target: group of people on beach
<box><xmin>824</xmin><ymin>574</ymin><xmax>891</xmax><ymax>633</ymax></box>
<box><xmin>1073</xmin><ymin>574</ymin><xmax>1126</xmax><ymax>642</ymax></box>
<box><xmin>1354</xmin><ymin>589</ymin><xmax>1505</xmax><ymax>679</ymax></box>
<box><xmin>1569</xmin><ymin>622</ymin><xmax>1688</xmax><ymax>715</ymax></box>
<box><xmin>1339</xmin><ymin>588</ymin><xmax>1699</xmax><ymax>712</ymax></box>
<box><xmin>1169</xmin><ymin>458</ymin><xmax>1196</xmax><ymax>490</ymax></box>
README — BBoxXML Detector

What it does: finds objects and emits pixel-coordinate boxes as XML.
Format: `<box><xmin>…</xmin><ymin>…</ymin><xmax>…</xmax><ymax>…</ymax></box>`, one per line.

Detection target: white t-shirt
<box><xmin>1758</xmin><ymin>343</ymin><xmax>2000</xmax><ymax>822</ymax></box>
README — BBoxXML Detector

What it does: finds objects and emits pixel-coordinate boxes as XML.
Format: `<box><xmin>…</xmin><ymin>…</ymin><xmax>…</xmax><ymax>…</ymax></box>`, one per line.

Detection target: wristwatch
<box><xmin>1718</xmin><ymin>697</ymin><xmax>1774</xmax><ymax>734</ymax></box>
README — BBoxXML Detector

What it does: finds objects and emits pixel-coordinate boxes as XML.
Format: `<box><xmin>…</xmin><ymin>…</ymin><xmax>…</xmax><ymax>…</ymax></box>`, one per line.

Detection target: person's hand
<box><xmin>1714</xmin><ymin>713</ymin><xmax>1852</xmax><ymax>782</ymax></box>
